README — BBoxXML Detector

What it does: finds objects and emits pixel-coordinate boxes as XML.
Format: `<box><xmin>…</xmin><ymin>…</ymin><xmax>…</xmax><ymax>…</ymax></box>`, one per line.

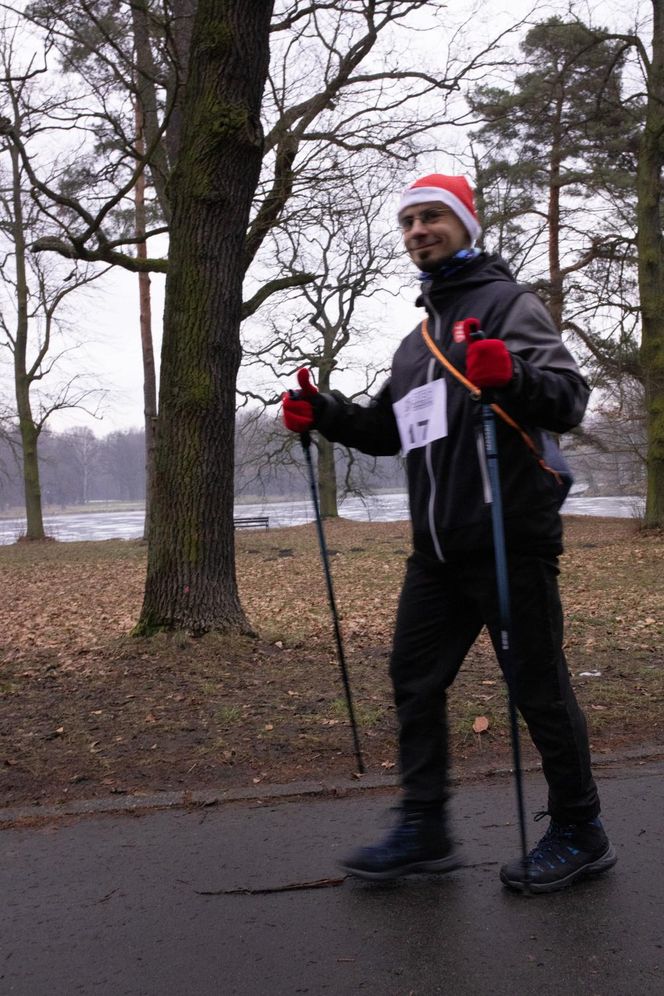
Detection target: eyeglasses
<box><xmin>398</xmin><ymin>207</ymin><xmax>453</xmax><ymax>232</ymax></box>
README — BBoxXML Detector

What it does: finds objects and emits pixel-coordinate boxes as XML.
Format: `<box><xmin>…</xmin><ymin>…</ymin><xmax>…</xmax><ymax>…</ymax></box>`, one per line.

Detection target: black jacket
<box><xmin>315</xmin><ymin>253</ymin><xmax>589</xmax><ymax>561</ymax></box>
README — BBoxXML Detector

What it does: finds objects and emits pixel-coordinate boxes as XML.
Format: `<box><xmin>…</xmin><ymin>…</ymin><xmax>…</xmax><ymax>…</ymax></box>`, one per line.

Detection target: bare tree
<box><xmin>242</xmin><ymin>179</ymin><xmax>403</xmax><ymax>516</ymax></box>
<box><xmin>17</xmin><ymin>1</ymin><xmax>172</xmax><ymax>533</ymax></box>
<box><xmin>0</xmin><ymin>26</ymin><xmax>105</xmax><ymax>538</ymax></box>
<box><xmin>136</xmin><ymin>0</ymin><xmax>275</xmax><ymax>634</ymax></box>
<box><xmin>134</xmin><ymin>87</ymin><xmax>158</xmax><ymax>538</ymax></box>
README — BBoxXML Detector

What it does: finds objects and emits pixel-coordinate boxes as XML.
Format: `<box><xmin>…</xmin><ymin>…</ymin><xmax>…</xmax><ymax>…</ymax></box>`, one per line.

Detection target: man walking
<box><xmin>281</xmin><ymin>174</ymin><xmax>617</xmax><ymax>893</ymax></box>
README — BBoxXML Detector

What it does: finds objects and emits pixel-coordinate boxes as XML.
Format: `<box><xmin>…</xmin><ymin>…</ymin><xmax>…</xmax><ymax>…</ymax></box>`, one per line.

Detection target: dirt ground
<box><xmin>1</xmin><ymin>516</ymin><xmax>662</xmax><ymax>810</ymax></box>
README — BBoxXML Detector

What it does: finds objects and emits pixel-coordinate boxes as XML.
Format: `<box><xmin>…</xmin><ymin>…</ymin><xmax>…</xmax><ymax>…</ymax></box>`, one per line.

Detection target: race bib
<box><xmin>393</xmin><ymin>379</ymin><xmax>448</xmax><ymax>454</ymax></box>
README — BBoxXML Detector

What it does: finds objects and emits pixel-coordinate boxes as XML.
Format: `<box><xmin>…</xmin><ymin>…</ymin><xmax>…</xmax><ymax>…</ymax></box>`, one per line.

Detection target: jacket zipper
<box><xmin>421</xmin><ymin>287</ymin><xmax>445</xmax><ymax>562</ymax></box>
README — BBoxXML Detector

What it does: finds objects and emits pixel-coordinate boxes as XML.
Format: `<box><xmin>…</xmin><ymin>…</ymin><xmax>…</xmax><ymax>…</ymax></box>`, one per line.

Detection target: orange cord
<box><xmin>421</xmin><ymin>318</ymin><xmax>563</xmax><ymax>485</ymax></box>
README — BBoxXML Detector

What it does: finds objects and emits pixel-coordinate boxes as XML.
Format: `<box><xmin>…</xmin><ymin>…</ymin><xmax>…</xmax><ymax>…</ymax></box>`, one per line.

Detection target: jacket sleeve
<box><xmin>312</xmin><ymin>379</ymin><xmax>402</xmax><ymax>456</ymax></box>
<box><xmin>496</xmin><ymin>293</ymin><xmax>590</xmax><ymax>433</ymax></box>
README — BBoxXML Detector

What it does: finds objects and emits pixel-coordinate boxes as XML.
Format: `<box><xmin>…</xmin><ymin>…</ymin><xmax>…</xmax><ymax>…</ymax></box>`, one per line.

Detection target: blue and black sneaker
<box><xmin>500</xmin><ymin>814</ymin><xmax>617</xmax><ymax>894</ymax></box>
<box><xmin>340</xmin><ymin>807</ymin><xmax>462</xmax><ymax>881</ymax></box>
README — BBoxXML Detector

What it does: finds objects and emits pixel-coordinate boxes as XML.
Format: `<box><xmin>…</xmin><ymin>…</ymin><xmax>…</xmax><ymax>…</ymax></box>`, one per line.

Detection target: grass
<box><xmin>0</xmin><ymin>514</ymin><xmax>662</xmax><ymax>809</ymax></box>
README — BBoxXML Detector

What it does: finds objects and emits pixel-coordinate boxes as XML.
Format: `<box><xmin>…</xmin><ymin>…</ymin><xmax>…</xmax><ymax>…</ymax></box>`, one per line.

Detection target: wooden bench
<box><xmin>233</xmin><ymin>516</ymin><xmax>269</xmax><ymax>530</ymax></box>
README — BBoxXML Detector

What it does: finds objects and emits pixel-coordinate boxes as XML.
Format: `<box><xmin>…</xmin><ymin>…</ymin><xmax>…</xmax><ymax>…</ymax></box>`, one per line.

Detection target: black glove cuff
<box><xmin>310</xmin><ymin>392</ymin><xmax>339</xmax><ymax>433</ymax></box>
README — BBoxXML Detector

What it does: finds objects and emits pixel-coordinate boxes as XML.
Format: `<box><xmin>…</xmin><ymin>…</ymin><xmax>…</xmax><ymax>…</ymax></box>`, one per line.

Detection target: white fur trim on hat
<box><xmin>398</xmin><ymin>186</ymin><xmax>482</xmax><ymax>245</ymax></box>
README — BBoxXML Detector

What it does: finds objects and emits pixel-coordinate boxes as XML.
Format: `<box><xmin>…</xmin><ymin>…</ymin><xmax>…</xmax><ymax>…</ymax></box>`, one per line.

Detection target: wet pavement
<box><xmin>1</xmin><ymin>759</ymin><xmax>662</xmax><ymax>995</ymax></box>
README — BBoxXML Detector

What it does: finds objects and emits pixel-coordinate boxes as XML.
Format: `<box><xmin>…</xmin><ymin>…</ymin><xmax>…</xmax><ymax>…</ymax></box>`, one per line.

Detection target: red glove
<box><xmin>281</xmin><ymin>368</ymin><xmax>319</xmax><ymax>433</ymax></box>
<box><xmin>466</xmin><ymin>338</ymin><xmax>513</xmax><ymax>389</ymax></box>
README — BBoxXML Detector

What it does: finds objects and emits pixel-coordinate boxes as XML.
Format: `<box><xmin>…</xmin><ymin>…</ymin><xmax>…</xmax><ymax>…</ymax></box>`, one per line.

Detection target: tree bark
<box><xmin>316</xmin><ymin>365</ymin><xmax>338</xmax><ymax>518</ymax></box>
<box><xmin>134</xmin><ymin>95</ymin><xmax>158</xmax><ymax>541</ymax></box>
<box><xmin>164</xmin><ymin>0</ymin><xmax>197</xmax><ymax>168</ymax></box>
<box><xmin>637</xmin><ymin>0</ymin><xmax>664</xmax><ymax>527</ymax></box>
<box><xmin>137</xmin><ymin>0</ymin><xmax>274</xmax><ymax>634</ymax></box>
<box><xmin>317</xmin><ymin>437</ymin><xmax>338</xmax><ymax>519</ymax></box>
<box><xmin>10</xmin><ymin>141</ymin><xmax>46</xmax><ymax>540</ymax></box>
<box><xmin>547</xmin><ymin>90</ymin><xmax>564</xmax><ymax>332</ymax></box>
<box><xmin>130</xmin><ymin>0</ymin><xmax>172</xmax><ymax>221</ymax></box>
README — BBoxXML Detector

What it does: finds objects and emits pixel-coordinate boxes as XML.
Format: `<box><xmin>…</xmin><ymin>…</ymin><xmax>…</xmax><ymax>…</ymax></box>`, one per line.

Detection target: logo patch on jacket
<box><xmin>452</xmin><ymin>321</ymin><xmax>466</xmax><ymax>344</ymax></box>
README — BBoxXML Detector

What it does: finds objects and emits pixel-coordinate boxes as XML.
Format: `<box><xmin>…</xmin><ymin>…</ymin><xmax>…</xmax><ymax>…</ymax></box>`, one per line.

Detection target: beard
<box><xmin>416</xmin><ymin>255</ymin><xmax>448</xmax><ymax>273</ymax></box>
<box><xmin>411</xmin><ymin>247</ymin><xmax>454</xmax><ymax>272</ymax></box>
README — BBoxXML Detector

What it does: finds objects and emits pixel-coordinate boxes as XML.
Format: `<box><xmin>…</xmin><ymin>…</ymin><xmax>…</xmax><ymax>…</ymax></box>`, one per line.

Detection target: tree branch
<box><xmin>242</xmin><ymin>271</ymin><xmax>316</xmax><ymax>320</ymax></box>
<box><xmin>31</xmin><ymin>236</ymin><xmax>168</xmax><ymax>273</ymax></box>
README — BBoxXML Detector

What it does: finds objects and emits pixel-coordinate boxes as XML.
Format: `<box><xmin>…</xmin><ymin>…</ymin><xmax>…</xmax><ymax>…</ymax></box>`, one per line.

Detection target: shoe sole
<box><xmin>340</xmin><ymin>851</ymin><xmax>463</xmax><ymax>882</ymax></box>
<box><xmin>500</xmin><ymin>844</ymin><xmax>618</xmax><ymax>895</ymax></box>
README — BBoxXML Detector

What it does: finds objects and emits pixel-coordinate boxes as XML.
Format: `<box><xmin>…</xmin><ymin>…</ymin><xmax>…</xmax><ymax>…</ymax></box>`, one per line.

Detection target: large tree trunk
<box><xmin>317</xmin><ymin>436</ymin><xmax>338</xmax><ymax>518</ymax></box>
<box><xmin>131</xmin><ymin>0</ymin><xmax>171</xmax><ymax>221</ymax></box>
<box><xmin>547</xmin><ymin>92</ymin><xmax>564</xmax><ymax>332</ymax></box>
<box><xmin>16</xmin><ymin>406</ymin><xmax>45</xmax><ymax>539</ymax></box>
<box><xmin>638</xmin><ymin>0</ymin><xmax>664</xmax><ymax>527</ymax></box>
<box><xmin>139</xmin><ymin>262</ymin><xmax>157</xmax><ymax>540</ymax></box>
<box><xmin>134</xmin><ymin>96</ymin><xmax>158</xmax><ymax>541</ymax></box>
<box><xmin>316</xmin><ymin>364</ymin><xmax>339</xmax><ymax>518</ymax></box>
<box><xmin>137</xmin><ymin>0</ymin><xmax>274</xmax><ymax>634</ymax></box>
<box><xmin>10</xmin><ymin>142</ymin><xmax>45</xmax><ymax>540</ymax></box>
<box><xmin>165</xmin><ymin>0</ymin><xmax>197</xmax><ymax>168</ymax></box>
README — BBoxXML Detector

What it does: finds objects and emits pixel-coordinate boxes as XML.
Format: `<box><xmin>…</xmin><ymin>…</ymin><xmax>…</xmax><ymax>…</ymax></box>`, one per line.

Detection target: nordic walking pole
<box><xmin>464</xmin><ymin>318</ymin><xmax>531</xmax><ymax>891</ymax></box>
<box><xmin>298</xmin><ymin>428</ymin><xmax>365</xmax><ymax>774</ymax></box>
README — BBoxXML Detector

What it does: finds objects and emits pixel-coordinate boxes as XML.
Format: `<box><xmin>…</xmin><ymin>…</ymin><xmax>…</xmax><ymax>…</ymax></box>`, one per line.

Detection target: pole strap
<box><xmin>421</xmin><ymin>318</ymin><xmax>564</xmax><ymax>486</ymax></box>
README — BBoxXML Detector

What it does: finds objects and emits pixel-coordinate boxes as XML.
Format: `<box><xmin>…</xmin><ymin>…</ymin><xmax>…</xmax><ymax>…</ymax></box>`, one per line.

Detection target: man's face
<box><xmin>399</xmin><ymin>201</ymin><xmax>471</xmax><ymax>272</ymax></box>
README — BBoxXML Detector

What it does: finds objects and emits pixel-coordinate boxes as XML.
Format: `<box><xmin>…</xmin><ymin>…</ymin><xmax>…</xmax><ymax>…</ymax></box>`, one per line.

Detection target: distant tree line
<box><xmin>0</xmin><ymin>403</ymin><xmax>646</xmax><ymax>514</ymax></box>
<box><xmin>567</xmin><ymin>426</ymin><xmax>646</xmax><ymax>498</ymax></box>
<box><xmin>0</xmin><ymin>410</ymin><xmax>409</xmax><ymax>511</ymax></box>
<box><xmin>0</xmin><ymin>427</ymin><xmax>145</xmax><ymax>510</ymax></box>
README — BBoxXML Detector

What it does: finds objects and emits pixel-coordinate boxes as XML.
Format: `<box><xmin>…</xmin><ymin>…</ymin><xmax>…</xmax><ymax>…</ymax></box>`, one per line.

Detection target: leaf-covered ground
<box><xmin>0</xmin><ymin>516</ymin><xmax>662</xmax><ymax>809</ymax></box>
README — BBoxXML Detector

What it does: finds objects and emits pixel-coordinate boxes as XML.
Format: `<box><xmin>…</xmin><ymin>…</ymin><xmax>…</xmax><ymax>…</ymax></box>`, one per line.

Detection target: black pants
<box><xmin>390</xmin><ymin>552</ymin><xmax>600</xmax><ymax>824</ymax></box>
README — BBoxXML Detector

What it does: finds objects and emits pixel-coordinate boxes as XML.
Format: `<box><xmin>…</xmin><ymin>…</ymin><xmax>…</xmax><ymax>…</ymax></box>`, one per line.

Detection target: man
<box><xmin>281</xmin><ymin>174</ymin><xmax>617</xmax><ymax>893</ymax></box>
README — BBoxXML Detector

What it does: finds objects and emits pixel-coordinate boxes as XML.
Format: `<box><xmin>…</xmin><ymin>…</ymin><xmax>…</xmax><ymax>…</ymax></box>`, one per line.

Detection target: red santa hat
<box><xmin>398</xmin><ymin>174</ymin><xmax>481</xmax><ymax>244</ymax></box>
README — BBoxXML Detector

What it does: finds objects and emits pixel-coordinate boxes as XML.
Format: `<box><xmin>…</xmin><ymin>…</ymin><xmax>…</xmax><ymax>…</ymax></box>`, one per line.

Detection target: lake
<box><xmin>0</xmin><ymin>493</ymin><xmax>646</xmax><ymax>545</ymax></box>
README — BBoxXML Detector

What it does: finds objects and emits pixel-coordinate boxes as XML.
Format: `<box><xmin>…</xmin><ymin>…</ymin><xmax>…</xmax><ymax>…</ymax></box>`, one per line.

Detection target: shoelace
<box><xmin>529</xmin><ymin>812</ymin><xmax>581</xmax><ymax>866</ymax></box>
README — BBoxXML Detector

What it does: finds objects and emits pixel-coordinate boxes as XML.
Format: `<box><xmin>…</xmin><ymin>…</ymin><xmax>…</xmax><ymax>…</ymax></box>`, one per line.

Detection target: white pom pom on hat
<box><xmin>398</xmin><ymin>174</ymin><xmax>481</xmax><ymax>245</ymax></box>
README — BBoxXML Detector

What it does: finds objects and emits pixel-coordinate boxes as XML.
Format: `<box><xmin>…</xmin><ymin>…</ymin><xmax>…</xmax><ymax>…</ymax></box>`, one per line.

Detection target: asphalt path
<box><xmin>2</xmin><ymin>760</ymin><xmax>662</xmax><ymax>995</ymax></box>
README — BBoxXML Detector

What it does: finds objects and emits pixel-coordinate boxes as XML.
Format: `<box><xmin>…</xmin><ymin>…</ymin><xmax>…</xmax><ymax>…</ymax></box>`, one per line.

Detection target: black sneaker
<box><xmin>340</xmin><ymin>808</ymin><xmax>461</xmax><ymax>881</ymax></box>
<box><xmin>500</xmin><ymin>815</ymin><xmax>617</xmax><ymax>894</ymax></box>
